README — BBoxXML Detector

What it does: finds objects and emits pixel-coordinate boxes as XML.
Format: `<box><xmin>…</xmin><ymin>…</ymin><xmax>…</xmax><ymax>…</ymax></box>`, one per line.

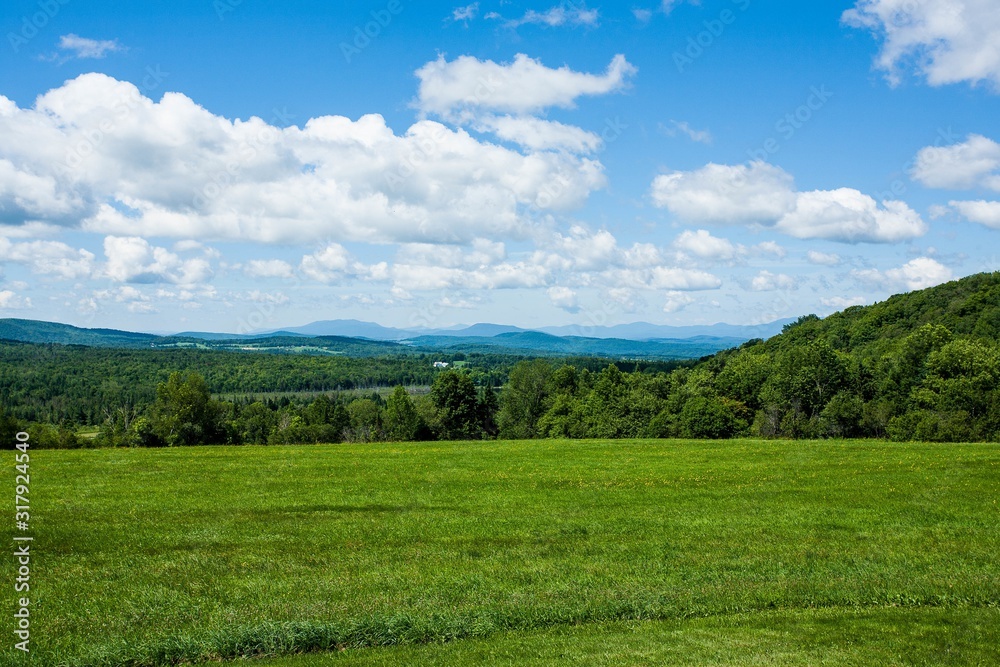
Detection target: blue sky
<box><xmin>1</xmin><ymin>0</ymin><xmax>999</xmax><ymax>333</ymax></box>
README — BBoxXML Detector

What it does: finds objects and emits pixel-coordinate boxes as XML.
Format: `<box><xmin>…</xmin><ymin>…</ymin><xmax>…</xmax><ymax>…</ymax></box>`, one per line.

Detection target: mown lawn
<box><xmin>252</xmin><ymin>607</ymin><xmax>1000</xmax><ymax>666</ymax></box>
<box><xmin>2</xmin><ymin>439</ymin><xmax>998</xmax><ymax>665</ymax></box>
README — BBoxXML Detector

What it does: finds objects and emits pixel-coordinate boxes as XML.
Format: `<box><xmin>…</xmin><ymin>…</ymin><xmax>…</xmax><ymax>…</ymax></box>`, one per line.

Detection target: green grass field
<box><xmin>3</xmin><ymin>439</ymin><xmax>998</xmax><ymax>666</ymax></box>
<box><xmin>253</xmin><ymin>607</ymin><xmax>1000</xmax><ymax>666</ymax></box>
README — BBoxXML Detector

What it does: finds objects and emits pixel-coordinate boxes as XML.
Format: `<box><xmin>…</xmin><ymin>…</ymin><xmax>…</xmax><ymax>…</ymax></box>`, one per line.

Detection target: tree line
<box><xmin>4</xmin><ymin>272</ymin><xmax>1000</xmax><ymax>446</ymax></box>
<box><xmin>5</xmin><ymin>317</ymin><xmax>997</xmax><ymax>448</ymax></box>
<box><xmin>87</xmin><ymin>370</ymin><xmax>500</xmax><ymax>448</ymax></box>
<box><xmin>0</xmin><ymin>342</ymin><xmax>681</xmax><ymax>448</ymax></box>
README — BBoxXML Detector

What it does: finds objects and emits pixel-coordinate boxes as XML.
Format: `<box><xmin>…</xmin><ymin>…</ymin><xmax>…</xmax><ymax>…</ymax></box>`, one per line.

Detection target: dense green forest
<box><xmin>0</xmin><ymin>343</ymin><xmax>441</xmax><ymax>423</ymax></box>
<box><xmin>3</xmin><ymin>272</ymin><xmax>1000</xmax><ymax>447</ymax></box>
<box><xmin>0</xmin><ymin>341</ymin><xmax>681</xmax><ymax>447</ymax></box>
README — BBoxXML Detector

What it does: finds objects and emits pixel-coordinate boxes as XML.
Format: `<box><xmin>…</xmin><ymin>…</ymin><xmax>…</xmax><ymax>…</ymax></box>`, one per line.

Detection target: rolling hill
<box><xmin>0</xmin><ymin>318</ymin><xmax>769</xmax><ymax>360</ymax></box>
<box><xmin>257</xmin><ymin>319</ymin><xmax>416</xmax><ymax>340</ymax></box>
<box><xmin>0</xmin><ymin>318</ymin><xmax>160</xmax><ymax>347</ymax></box>
<box><xmin>249</xmin><ymin>318</ymin><xmax>793</xmax><ymax>342</ymax></box>
<box><xmin>407</xmin><ymin>331</ymin><xmax>748</xmax><ymax>359</ymax></box>
<box><xmin>688</xmin><ymin>271</ymin><xmax>1000</xmax><ymax>442</ymax></box>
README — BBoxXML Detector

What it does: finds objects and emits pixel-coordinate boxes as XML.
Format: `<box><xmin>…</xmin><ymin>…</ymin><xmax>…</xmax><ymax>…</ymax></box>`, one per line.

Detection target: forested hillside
<box><xmin>495</xmin><ymin>272</ymin><xmax>1000</xmax><ymax>443</ymax></box>
<box><xmin>725</xmin><ymin>271</ymin><xmax>1000</xmax><ymax>441</ymax></box>
<box><xmin>0</xmin><ymin>318</ymin><xmax>160</xmax><ymax>347</ymax></box>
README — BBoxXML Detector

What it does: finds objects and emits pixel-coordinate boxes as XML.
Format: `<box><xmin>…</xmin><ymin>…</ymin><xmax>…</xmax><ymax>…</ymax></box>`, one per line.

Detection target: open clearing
<box><xmin>3</xmin><ymin>439</ymin><xmax>998</xmax><ymax>665</ymax></box>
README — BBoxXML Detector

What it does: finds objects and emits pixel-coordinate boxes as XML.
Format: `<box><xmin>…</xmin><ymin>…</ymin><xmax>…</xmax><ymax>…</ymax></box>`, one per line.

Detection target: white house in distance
<box><xmin>433</xmin><ymin>361</ymin><xmax>449</xmax><ymax>369</ymax></box>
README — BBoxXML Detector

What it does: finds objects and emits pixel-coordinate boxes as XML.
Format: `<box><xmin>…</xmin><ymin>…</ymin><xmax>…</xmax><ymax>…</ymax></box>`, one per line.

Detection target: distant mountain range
<box><xmin>257</xmin><ymin>319</ymin><xmax>414</xmax><ymax>340</ymax></box>
<box><xmin>404</xmin><ymin>331</ymin><xmax>751</xmax><ymax>359</ymax></box>
<box><xmin>0</xmin><ymin>316</ymin><xmax>793</xmax><ymax>361</ymax></box>
<box><xmin>537</xmin><ymin>320</ymin><xmax>796</xmax><ymax>340</ymax></box>
<box><xmin>256</xmin><ymin>318</ymin><xmax>794</xmax><ymax>341</ymax></box>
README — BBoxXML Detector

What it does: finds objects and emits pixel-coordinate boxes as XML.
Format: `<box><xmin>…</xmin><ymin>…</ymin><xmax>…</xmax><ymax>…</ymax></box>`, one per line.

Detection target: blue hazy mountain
<box><xmin>405</xmin><ymin>331</ymin><xmax>750</xmax><ymax>359</ymax></box>
<box><xmin>1</xmin><ymin>316</ymin><xmax>790</xmax><ymax>360</ymax></box>
<box><xmin>430</xmin><ymin>323</ymin><xmax>530</xmax><ymax>337</ymax></box>
<box><xmin>257</xmin><ymin>319</ymin><xmax>792</xmax><ymax>341</ymax></box>
<box><xmin>537</xmin><ymin>319</ymin><xmax>796</xmax><ymax>340</ymax></box>
<box><xmin>258</xmin><ymin>319</ymin><xmax>416</xmax><ymax>340</ymax></box>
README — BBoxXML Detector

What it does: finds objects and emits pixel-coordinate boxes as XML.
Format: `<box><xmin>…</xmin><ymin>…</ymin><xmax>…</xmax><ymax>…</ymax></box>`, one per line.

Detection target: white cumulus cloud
<box><xmin>474</xmin><ymin>115</ymin><xmax>602</xmax><ymax>153</ymax></box>
<box><xmin>547</xmin><ymin>286</ymin><xmax>579</xmax><ymax>311</ymax></box>
<box><xmin>751</xmin><ymin>270</ymin><xmax>797</xmax><ymax>291</ymax></box>
<box><xmin>753</xmin><ymin>241</ymin><xmax>787</xmax><ymax>258</ymax></box>
<box><xmin>0</xmin><ymin>290</ymin><xmax>31</xmax><ymax>309</ymax></box>
<box><xmin>948</xmin><ymin>199</ymin><xmax>1000</xmax><ymax>229</ymax></box>
<box><xmin>102</xmin><ymin>236</ymin><xmax>213</xmax><ymax>285</ymax></box>
<box><xmin>887</xmin><ymin>257</ymin><xmax>954</xmax><ymax>290</ymax></box>
<box><xmin>651</xmin><ymin>161</ymin><xmax>797</xmax><ymax>225</ymax></box>
<box><xmin>245</xmin><ymin>259</ymin><xmax>295</xmax><ymax>279</ymax></box>
<box><xmin>673</xmin><ymin>229</ymin><xmax>742</xmax><ymax>261</ymax></box>
<box><xmin>0</xmin><ymin>74</ymin><xmax>609</xmax><ymax>246</ymax></box>
<box><xmin>807</xmin><ymin>250</ymin><xmax>842</xmax><ymax>266</ymax></box>
<box><xmin>911</xmin><ymin>134</ymin><xmax>1000</xmax><ymax>190</ymax></box>
<box><xmin>853</xmin><ymin>257</ymin><xmax>954</xmax><ymax>292</ymax></box>
<box><xmin>0</xmin><ymin>238</ymin><xmax>94</xmax><ymax>279</ymax></box>
<box><xmin>775</xmin><ymin>189</ymin><xmax>927</xmax><ymax>243</ymax></box>
<box><xmin>843</xmin><ymin>0</ymin><xmax>1000</xmax><ymax>89</ymax></box>
<box><xmin>551</xmin><ymin>227</ymin><xmax>619</xmax><ymax>270</ymax></box>
<box><xmin>822</xmin><ymin>295</ymin><xmax>867</xmax><ymax>310</ymax></box>
<box><xmin>662</xmin><ymin>290</ymin><xmax>695</xmax><ymax>313</ymax></box>
<box><xmin>390</xmin><ymin>261</ymin><xmax>549</xmax><ymax>291</ymax></box>
<box><xmin>415</xmin><ymin>53</ymin><xmax>635</xmax><ymax>118</ymax></box>
<box><xmin>299</xmin><ymin>244</ymin><xmax>358</xmax><ymax>283</ymax></box>
<box><xmin>0</xmin><ymin>158</ymin><xmax>86</xmax><ymax>225</ymax></box>
<box><xmin>650</xmin><ymin>266</ymin><xmax>721</xmax><ymax>290</ymax></box>
<box><xmin>91</xmin><ymin>285</ymin><xmax>156</xmax><ymax>313</ymax></box>
<box><xmin>651</xmin><ymin>161</ymin><xmax>927</xmax><ymax>243</ymax></box>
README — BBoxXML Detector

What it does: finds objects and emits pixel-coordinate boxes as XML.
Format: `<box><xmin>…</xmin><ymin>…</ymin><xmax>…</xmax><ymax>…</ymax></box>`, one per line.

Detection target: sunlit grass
<box><xmin>251</xmin><ymin>607</ymin><xmax>1000</xmax><ymax>666</ymax></box>
<box><xmin>2</xmin><ymin>439</ymin><xmax>998</xmax><ymax>665</ymax></box>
